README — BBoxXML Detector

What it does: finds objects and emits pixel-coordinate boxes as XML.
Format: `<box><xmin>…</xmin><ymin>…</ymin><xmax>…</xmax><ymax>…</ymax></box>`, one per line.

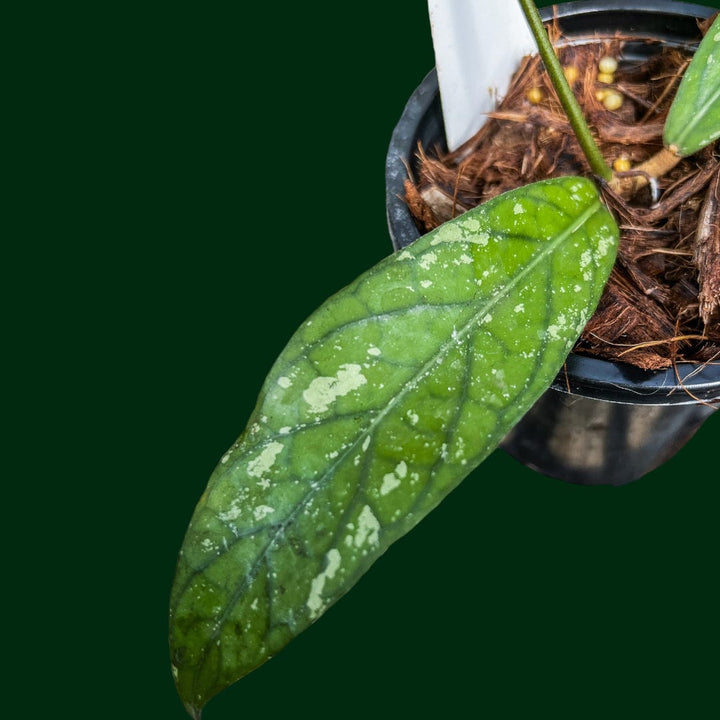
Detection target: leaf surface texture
<box><xmin>664</xmin><ymin>14</ymin><xmax>720</xmax><ymax>157</ymax></box>
<box><xmin>169</xmin><ymin>177</ymin><xmax>618</xmax><ymax>716</ymax></box>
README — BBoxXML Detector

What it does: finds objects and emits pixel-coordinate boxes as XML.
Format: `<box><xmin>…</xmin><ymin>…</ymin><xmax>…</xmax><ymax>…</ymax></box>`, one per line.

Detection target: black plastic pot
<box><xmin>385</xmin><ymin>0</ymin><xmax>719</xmax><ymax>485</ymax></box>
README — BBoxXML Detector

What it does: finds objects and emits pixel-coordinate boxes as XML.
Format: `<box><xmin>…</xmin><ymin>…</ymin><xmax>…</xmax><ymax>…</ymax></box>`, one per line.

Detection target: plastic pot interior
<box><xmin>385</xmin><ymin>0</ymin><xmax>719</xmax><ymax>484</ymax></box>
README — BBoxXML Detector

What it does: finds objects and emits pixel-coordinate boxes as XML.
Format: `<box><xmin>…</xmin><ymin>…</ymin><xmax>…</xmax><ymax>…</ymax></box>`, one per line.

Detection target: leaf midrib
<box><xmin>182</xmin><ymin>198</ymin><xmax>603</xmax><ymax>695</ymax></box>
<box><xmin>669</xmin><ymin>83</ymin><xmax>720</xmax><ymax>152</ymax></box>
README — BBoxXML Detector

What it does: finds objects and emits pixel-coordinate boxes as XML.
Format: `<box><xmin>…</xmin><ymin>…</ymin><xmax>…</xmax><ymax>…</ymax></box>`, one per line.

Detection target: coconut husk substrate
<box><xmin>403</xmin><ymin>18</ymin><xmax>719</xmax><ymax>372</ymax></box>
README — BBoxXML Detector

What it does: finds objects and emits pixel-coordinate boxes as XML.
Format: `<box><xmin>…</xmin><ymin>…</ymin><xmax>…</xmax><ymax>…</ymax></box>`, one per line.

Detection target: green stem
<box><xmin>517</xmin><ymin>0</ymin><xmax>613</xmax><ymax>181</ymax></box>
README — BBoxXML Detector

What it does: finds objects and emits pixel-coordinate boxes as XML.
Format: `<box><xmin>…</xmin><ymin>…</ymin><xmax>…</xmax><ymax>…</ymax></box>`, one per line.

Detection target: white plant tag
<box><xmin>428</xmin><ymin>0</ymin><xmax>536</xmax><ymax>151</ymax></box>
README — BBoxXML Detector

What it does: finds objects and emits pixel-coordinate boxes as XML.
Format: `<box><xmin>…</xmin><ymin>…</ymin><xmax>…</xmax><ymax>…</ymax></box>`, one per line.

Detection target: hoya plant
<box><xmin>169</xmin><ymin>4</ymin><xmax>719</xmax><ymax>717</ymax></box>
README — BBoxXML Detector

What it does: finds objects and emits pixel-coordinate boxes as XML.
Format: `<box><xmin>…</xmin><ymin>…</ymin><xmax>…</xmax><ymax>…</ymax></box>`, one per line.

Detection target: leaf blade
<box><xmin>664</xmin><ymin>14</ymin><xmax>720</xmax><ymax>157</ymax></box>
<box><xmin>169</xmin><ymin>176</ymin><xmax>618</xmax><ymax>716</ymax></box>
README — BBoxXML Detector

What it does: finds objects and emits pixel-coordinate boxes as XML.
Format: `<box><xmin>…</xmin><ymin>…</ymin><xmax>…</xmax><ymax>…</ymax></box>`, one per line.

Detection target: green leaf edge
<box><xmin>169</xmin><ymin>176</ymin><xmax>619</xmax><ymax>717</ymax></box>
<box><xmin>664</xmin><ymin>14</ymin><xmax>720</xmax><ymax>157</ymax></box>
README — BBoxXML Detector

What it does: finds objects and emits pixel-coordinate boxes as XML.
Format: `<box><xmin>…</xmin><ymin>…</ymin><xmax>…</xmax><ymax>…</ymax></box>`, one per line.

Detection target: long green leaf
<box><xmin>664</xmin><ymin>14</ymin><xmax>720</xmax><ymax>157</ymax></box>
<box><xmin>169</xmin><ymin>177</ymin><xmax>618</xmax><ymax>717</ymax></box>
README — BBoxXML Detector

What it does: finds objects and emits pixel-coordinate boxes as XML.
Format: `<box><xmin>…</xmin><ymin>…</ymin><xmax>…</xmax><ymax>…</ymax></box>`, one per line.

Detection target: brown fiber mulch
<box><xmin>403</xmin><ymin>18</ymin><xmax>719</xmax><ymax>370</ymax></box>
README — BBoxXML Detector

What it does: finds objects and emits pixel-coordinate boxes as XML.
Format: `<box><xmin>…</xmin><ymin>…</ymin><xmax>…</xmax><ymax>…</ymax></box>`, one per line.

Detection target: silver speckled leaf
<box><xmin>169</xmin><ymin>176</ymin><xmax>618</xmax><ymax>718</ymax></box>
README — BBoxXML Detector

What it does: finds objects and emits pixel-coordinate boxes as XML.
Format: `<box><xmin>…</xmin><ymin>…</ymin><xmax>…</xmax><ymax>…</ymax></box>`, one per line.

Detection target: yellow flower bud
<box><xmin>602</xmin><ymin>90</ymin><xmax>624</xmax><ymax>111</ymax></box>
<box><xmin>613</xmin><ymin>156</ymin><xmax>632</xmax><ymax>172</ymax></box>
<box><xmin>599</xmin><ymin>56</ymin><xmax>619</xmax><ymax>74</ymax></box>
<box><xmin>526</xmin><ymin>87</ymin><xmax>544</xmax><ymax>104</ymax></box>
<box><xmin>563</xmin><ymin>65</ymin><xmax>579</xmax><ymax>85</ymax></box>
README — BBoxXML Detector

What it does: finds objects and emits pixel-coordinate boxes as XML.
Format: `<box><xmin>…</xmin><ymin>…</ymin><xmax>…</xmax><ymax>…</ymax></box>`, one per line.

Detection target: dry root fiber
<box><xmin>404</xmin><ymin>26</ymin><xmax>719</xmax><ymax>371</ymax></box>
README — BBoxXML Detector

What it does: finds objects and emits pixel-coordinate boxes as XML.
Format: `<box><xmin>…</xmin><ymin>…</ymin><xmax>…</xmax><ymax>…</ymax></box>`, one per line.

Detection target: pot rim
<box><xmin>385</xmin><ymin>0</ymin><xmax>720</xmax><ymax>406</ymax></box>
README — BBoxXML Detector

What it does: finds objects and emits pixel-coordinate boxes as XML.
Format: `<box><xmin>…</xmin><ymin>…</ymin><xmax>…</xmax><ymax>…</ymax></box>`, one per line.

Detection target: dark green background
<box><xmin>12</xmin><ymin>1</ymin><xmax>718</xmax><ymax>718</ymax></box>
